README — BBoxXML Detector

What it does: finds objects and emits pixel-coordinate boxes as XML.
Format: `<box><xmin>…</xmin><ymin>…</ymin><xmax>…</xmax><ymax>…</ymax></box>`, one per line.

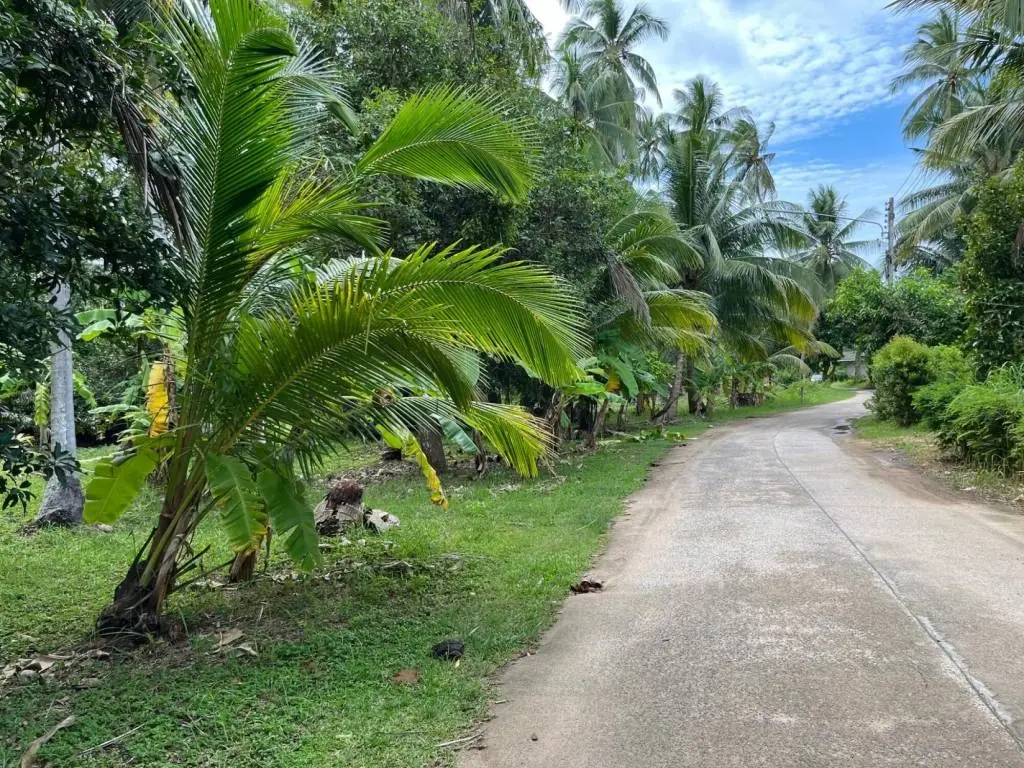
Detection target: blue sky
<box><xmin>525</xmin><ymin>0</ymin><xmax>929</xmax><ymax>258</ymax></box>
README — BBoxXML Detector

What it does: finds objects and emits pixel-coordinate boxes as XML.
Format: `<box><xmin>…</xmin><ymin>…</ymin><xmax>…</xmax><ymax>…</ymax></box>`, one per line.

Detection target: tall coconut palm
<box><xmin>551</xmin><ymin>45</ymin><xmax>637</xmax><ymax>164</ymax></box>
<box><xmin>793</xmin><ymin>185</ymin><xmax>877</xmax><ymax>295</ymax></box>
<box><xmin>85</xmin><ymin>0</ymin><xmax>588</xmax><ymax>631</ymax></box>
<box><xmin>660</xmin><ymin>80</ymin><xmax>819</xmax><ymax>415</ymax></box>
<box><xmin>890</xmin><ymin>10</ymin><xmax>980</xmax><ymax>140</ymax></box>
<box><xmin>559</xmin><ymin>0</ymin><xmax>668</xmax><ymax>107</ymax></box>
<box><xmin>727</xmin><ymin>117</ymin><xmax>778</xmax><ymax>200</ymax></box>
<box><xmin>632</xmin><ymin>107</ymin><xmax>672</xmax><ymax>183</ymax></box>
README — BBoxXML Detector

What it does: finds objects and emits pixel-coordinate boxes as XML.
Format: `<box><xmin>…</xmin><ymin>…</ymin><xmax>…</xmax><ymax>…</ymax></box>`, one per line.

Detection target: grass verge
<box><xmin>1</xmin><ymin>440</ymin><xmax>670</xmax><ymax>767</ymax></box>
<box><xmin>853</xmin><ymin>414</ymin><xmax>1024</xmax><ymax>508</ymax></box>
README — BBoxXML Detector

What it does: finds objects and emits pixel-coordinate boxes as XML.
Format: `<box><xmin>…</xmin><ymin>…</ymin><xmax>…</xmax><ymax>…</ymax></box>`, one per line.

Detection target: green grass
<box><xmin>654</xmin><ymin>382</ymin><xmax>859</xmax><ymax>441</ymax></box>
<box><xmin>0</xmin><ymin>441</ymin><xmax>671</xmax><ymax>767</ymax></box>
<box><xmin>0</xmin><ymin>387</ymin><xmax>856</xmax><ymax>767</ymax></box>
<box><xmin>853</xmin><ymin>414</ymin><xmax>930</xmax><ymax>444</ymax></box>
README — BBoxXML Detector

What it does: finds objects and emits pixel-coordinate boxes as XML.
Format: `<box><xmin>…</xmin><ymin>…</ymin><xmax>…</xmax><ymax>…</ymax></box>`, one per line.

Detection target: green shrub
<box><xmin>870</xmin><ymin>336</ymin><xmax>931</xmax><ymax>426</ymax></box>
<box><xmin>938</xmin><ymin>365</ymin><xmax>1024</xmax><ymax>472</ymax></box>
<box><xmin>912</xmin><ymin>346</ymin><xmax>975</xmax><ymax>428</ymax></box>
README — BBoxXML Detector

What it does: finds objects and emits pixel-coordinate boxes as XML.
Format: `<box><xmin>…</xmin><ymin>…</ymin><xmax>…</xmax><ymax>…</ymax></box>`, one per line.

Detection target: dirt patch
<box><xmin>845</xmin><ymin>435</ymin><xmax>1024</xmax><ymax>515</ymax></box>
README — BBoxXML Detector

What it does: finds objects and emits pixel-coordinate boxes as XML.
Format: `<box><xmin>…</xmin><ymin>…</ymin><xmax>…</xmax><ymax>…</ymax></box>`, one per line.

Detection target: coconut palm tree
<box><xmin>551</xmin><ymin>45</ymin><xmax>637</xmax><ymax>164</ymax></box>
<box><xmin>578</xmin><ymin>197</ymin><xmax>716</xmax><ymax>442</ymax></box>
<box><xmin>890</xmin><ymin>10</ymin><xmax>980</xmax><ymax>140</ymax></box>
<box><xmin>659</xmin><ymin>80</ymin><xmax>819</xmax><ymax>415</ymax></box>
<box><xmin>794</xmin><ymin>185</ymin><xmax>877</xmax><ymax>295</ymax></box>
<box><xmin>84</xmin><ymin>0</ymin><xmax>588</xmax><ymax>632</ymax></box>
<box><xmin>727</xmin><ymin>117</ymin><xmax>778</xmax><ymax>201</ymax></box>
<box><xmin>633</xmin><ymin>107</ymin><xmax>672</xmax><ymax>184</ymax></box>
<box><xmin>559</xmin><ymin>0</ymin><xmax>668</xmax><ymax>107</ymax></box>
<box><xmin>890</xmin><ymin>0</ymin><xmax>1024</xmax><ymax>36</ymax></box>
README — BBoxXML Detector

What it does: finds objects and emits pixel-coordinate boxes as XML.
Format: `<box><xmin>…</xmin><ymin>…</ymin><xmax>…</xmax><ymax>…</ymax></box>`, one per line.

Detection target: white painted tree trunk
<box><xmin>36</xmin><ymin>282</ymin><xmax>84</xmax><ymax>526</ymax></box>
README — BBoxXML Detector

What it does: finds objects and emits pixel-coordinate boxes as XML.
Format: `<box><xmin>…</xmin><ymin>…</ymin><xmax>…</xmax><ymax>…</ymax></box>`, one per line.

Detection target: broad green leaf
<box><xmin>438</xmin><ymin>415</ymin><xmax>479</xmax><ymax>456</ymax></box>
<box><xmin>204</xmin><ymin>454</ymin><xmax>266</xmax><ymax>554</ymax></box>
<box><xmin>257</xmin><ymin>469</ymin><xmax>319</xmax><ymax>571</ymax></box>
<box><xmin>84</xmin><ymin>446</ymin><xmax>160</xmax><ymax>524</ymax></box>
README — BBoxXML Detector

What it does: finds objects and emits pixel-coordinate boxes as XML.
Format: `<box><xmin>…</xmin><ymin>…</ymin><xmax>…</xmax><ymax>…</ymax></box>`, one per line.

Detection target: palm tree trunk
<box><xmin>36</xmin><ymin>282</ymin><xmax>83</xmax><ymax>527</ymax></box>
<box><xmin>655</xmin><ymin>351</ymin><xmax>685</xmax><ymax>425</ymax></box>
<box><xmin>684</xmin><ymin>357</ymin><xmax>700</xmax><ymax>415</ymax></box>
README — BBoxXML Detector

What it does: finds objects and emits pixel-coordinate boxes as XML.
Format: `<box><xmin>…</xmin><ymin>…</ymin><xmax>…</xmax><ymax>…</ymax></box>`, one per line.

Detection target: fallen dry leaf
<box><xmin>212</xmin><ymin>629</ymin><xmax>244</xmax><ymax>653</ymax></box>
<box><xmin>234</xmin><ymin>643</ymin><xmax>258</xmax><ymax>657</ymax></box>
<box><xmin>20</xmin><ymin>715</ymin><xmax>75</xmax><ymax>768</ymax></box>
<box><xmin>392</xmin><ymin>668</ymin><xmax>419</xmax><ymax>685</ymax></box>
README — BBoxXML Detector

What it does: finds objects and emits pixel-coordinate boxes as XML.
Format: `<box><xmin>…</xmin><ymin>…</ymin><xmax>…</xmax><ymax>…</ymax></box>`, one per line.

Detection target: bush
<box><xmin>870</xmin><ymin>336</ymin><xmax>931</xmax><ymax>426</ymax></box>
<box><xmin>912</xmin><ymin>346</ymin><xmax>974</xmax><ymax>428</ymax></box>
<box><xmin>938</xmin><ymin>365</ymin><xmax>1024</xmax><ymax>472</ymax></box>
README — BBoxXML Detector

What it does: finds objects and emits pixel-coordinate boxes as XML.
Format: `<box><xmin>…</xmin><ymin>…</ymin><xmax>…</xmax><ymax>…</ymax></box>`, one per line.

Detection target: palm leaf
<box><xmin>205</xmin><ymin>453</ymin><xmax>266</xmax><ymax>554</ymax></box>
<box><xmin>354</xmin><ymin>87</ymin><xmax>537</xmax><ymax>202</ymax></box>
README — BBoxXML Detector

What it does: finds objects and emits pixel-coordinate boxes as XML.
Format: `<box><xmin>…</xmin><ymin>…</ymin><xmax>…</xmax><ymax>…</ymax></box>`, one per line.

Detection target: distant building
<box><xmin>837</xmin><ymin>348</ymin><xmax>868</xmax><ymax>379</ymax></box>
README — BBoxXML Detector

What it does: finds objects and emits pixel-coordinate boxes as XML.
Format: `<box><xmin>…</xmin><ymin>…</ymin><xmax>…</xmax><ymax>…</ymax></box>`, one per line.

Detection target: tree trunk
<box><xmin>413</xmin><ymin>422</ymin><xmax>447</xmax><ymax>474</ymax></box>
<box><xmin>655</xmin><ymin>351</ymin><xmax>685</xmax><ymax>425</ymax></box>
<box><xmin>586</xmin><ymin>398</ymin><xmax>611</xmax><ymax>449</ymax></box>
<box><xmin>684</xmin><ymin>356</ymin><xmax>700</xmax><ymax>416</ymax></box>
<box><xmin>36</xmin><ymin>282</ymin><xmax>83</xmax><ymax>527</ymax></box>
<box><xmin>544</xmin><ymin>390</ymin><xmax>564</xmax><ymax>448</ymax></box>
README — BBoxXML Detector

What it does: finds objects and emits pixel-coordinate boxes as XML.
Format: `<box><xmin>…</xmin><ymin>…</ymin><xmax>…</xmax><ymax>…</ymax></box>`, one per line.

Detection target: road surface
<box><xmin>461</xmin><ymin>395</ymin><xmax>1024</xmax><ymax>768</ymax></box>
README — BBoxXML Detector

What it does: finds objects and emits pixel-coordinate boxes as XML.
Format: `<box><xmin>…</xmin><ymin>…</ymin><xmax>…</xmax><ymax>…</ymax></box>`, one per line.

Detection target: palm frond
<box><xmin>355</xmin><ymin>87</ymin><xmax>537</xmax><ymax>202</ymax></box>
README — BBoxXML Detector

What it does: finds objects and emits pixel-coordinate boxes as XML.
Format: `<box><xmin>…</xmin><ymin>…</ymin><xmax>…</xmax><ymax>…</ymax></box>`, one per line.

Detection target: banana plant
<box><xmin>85</xmin><ymin>0</ymin><xmax>588</xmax><ymax>632</ymax></box>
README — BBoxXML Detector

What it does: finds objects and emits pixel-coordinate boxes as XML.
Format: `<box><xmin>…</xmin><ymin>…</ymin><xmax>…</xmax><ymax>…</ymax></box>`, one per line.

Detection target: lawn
<box><xmin>0</xmin><ymin>386</ymin><xmax>856</xmax><ymax>767</ymax></box>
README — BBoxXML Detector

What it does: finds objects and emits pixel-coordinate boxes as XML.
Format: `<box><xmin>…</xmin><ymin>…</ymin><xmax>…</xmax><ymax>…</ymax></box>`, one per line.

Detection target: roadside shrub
<box><xmin>870</xmin><ymin>336</ymin><xmax>931</xmax><ymax>426</ymax></box>
<box><xmin>912</xmin><ymin>346</ymin><xmax>975</xmax><ymax>428</ymax></box>
<box><xmin>938</xmin><ymin>365</ymin><xmax>1024</xmax><ymax>473</ymax></box>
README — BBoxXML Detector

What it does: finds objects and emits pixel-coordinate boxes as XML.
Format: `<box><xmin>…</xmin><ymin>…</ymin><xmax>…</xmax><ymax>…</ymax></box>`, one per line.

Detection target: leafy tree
<box><xmin>817</xmin><ymin>267</ymin><xmax>967</xmax><ymax>363</ymax></box>
<box><xmin>85</xmin><ymin>0</ymin><xmax>588</xmax><ymax>631</ymax></box>
<box><xmin>0</xmin><ymin>0</ymin><xmax>176</xmax><ymax>378</ymax></box>
<box><xmin>959</xmin><ymin>160</ymin><xmax>1024</xmax><ymax>374</ymax></box>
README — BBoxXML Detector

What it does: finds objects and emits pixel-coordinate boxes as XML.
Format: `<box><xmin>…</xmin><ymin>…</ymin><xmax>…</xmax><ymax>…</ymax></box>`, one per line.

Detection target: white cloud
<box><xmin>527</xmin><ymin>0</ymin><xmax>919</xmax><ymax>145</ymax></box>
<box><xmin>525</xmin><ymin>0</ymin><xmax>924</xmax><ymax>227</ymax></box>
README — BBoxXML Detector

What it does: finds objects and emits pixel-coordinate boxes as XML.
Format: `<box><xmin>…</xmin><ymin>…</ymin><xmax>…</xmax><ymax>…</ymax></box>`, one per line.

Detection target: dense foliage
<box><xmin>870</xmin><ymin>336</ymin><xmax>933</xmax><ymax>426</ymax></box>
<box><xmin>818</xmin><ymin>268</ymin><xmax>966</xmax><ymax>362</ymax></box>
<box><xmin>959</xmin><ymin>162</ymin><xmax>1024</xmax><ymax>374</ymax></box>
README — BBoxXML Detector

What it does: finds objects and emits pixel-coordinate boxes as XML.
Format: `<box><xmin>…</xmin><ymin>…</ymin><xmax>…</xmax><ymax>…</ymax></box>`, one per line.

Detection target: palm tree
<box><xmin>633</xmin><ymin>107</ymin><xmax>672</xmax><ymax>184</ymax></box>
<box><xmin>727</xmin><ymin>117</ymin><xmax>778</xmax><ymax>200</ymax></box>
<box><xmin>559</xmin><ymin>0</ymin><xmax>668</xmax><ymax>107</ymax></box>
<box><xmin>794</xmin><ymin>185</ymin><xmax>877</xmax><ymax>295</ymax></box>
<box><xmin>659</xmin><ymin>79</ymin><xmax>819</xmax><ymax>415</ymax></box>
<box><xmin>889</xmin><ymin>0</ymin><xmax>1024</xmax><ymax>36</ymax></box>
<box><xmin>586</xmin><ymin>198</ymin><xmax>716</xmax><ymax>442</ymax></box>
<box><xmin>85</xmin><ymin>0</ymin><xmax>588</xmax><ymax>632</ymax></box>
<box><xmin>890</xmin><ymin>10</ymin><xmax>979</xmax><ymax>140</ymax></box>
<box><xmin>551</xmin><ymin>45</ymin><xmax>637</xmax><ymax>164</ymax></box>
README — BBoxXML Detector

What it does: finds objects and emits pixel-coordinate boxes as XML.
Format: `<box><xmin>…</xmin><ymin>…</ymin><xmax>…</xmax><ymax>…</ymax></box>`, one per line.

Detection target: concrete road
<box><xmin>461</xmin><ymin>395</ymin><xmax>1024</xmax><ymax>768</ymax></box>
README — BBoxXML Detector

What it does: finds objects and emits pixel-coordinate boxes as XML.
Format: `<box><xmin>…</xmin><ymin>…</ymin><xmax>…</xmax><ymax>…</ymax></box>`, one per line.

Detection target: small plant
<box><xmin>870</xmin><ymin>336</ymin><xmax>931</xmax><ymax>426</ymax></box>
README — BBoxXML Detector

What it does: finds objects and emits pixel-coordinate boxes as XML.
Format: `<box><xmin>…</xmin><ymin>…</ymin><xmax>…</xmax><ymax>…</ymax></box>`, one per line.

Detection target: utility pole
<box><xmin>884</xmin><ymin>196</ymin><xmax>895</xmax><ymax>285</ymax></box>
